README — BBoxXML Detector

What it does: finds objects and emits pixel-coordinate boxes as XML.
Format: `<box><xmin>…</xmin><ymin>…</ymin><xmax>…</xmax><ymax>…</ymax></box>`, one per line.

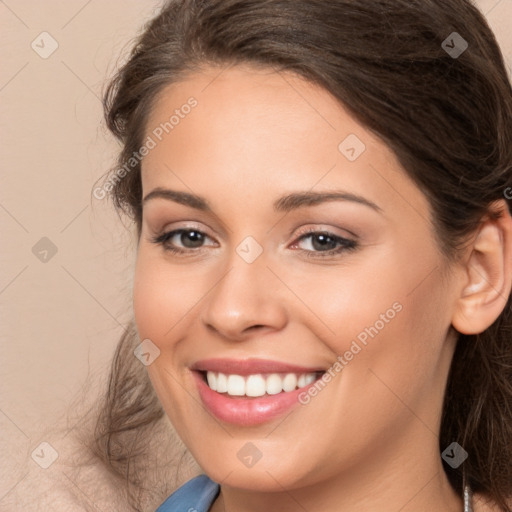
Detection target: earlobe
<box><xmin>452</xmin><ymin>199</ymin><xmax>512</xmax><ymax>335</ymax></box>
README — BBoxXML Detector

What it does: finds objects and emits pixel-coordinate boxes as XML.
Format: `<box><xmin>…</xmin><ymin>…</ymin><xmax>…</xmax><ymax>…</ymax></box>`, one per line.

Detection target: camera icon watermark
<box><xmin>31</xmin><ymin>32</ymin><xmax>59</xmax><ymax>59</ymax></box>
<box><xmin>134</xmin><ymin>338</ymin><xmax>161</xmax><ymax>366</ymax></box>
<box><xmin>32</xmin><ymin>237</ymin><xmax>58</xmax><ymax>263</ymax></box>
<box><xmin>236</xmin><ymin>236</ymin><xmax>263</xmax><ymax>264</ymax></box>
<box><xmin>441</xmin><ymin>32</ymin><xmax>468</xmax><ymax>59</ymax></box>
<box><xmin>31</xmin><ymin>441</ymin><xmax>59</xmax><ymax>469</ymax></box>
<box><xmin>441</xmin><ymin>441</ymin><xmax>468</xmax><ymax>468</ymax></box>
<box><xmin>338</xmin><ymin>134</ymin><xmax>366</xmax><ymax>161</ymax></box>
<box><xmin>237</xmin><ymin>442</ymin><xmax>263</xmax><ymax>468</ymax></box>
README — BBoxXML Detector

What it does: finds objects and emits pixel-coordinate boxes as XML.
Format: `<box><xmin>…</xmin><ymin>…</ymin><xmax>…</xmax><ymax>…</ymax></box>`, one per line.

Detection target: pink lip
<box><xmin>193</xmin><ymin>372</ymin><xmax>316</xmax><ymax>426</ymax></box>
<box><xmin>190</xmin><ymin>357</ymin><xmax>325</xmax><ymax>376</ymax></box>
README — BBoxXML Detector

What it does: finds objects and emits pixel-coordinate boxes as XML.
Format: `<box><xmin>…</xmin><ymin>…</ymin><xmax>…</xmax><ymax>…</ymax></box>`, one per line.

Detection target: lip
<box><xmin>190</xmin><ymin>357</ymin><xmax>326</xmax><ymax>376</ymax></box>
<box><xmin>192</xmin><ymin>372</ymin><xmax>324</xmax><ymax>426</ymax></box>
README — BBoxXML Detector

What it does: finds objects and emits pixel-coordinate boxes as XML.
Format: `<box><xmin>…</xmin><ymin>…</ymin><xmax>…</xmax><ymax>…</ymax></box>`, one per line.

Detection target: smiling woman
<box><xmin>87</xmin><ymin>0</ymin><xmax>512</xmax><ymax>511</ymax></box>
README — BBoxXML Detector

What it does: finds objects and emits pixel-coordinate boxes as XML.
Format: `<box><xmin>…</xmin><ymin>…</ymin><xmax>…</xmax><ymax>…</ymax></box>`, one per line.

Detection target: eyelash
<box><xmin>150</xmin><ymin>226</ymin><xmax>358</xmax><ymax>259</ymax></box>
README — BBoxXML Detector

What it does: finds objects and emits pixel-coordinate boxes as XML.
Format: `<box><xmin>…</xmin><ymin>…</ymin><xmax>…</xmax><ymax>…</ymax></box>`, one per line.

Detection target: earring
<box><xmin>463</xmin><ymin>465</ymin><xmax>473</xmax><ymax>512</ymax></box>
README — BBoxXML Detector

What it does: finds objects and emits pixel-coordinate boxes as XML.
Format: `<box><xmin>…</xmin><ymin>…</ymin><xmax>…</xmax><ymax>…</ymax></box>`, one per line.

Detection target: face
<box><xmin>134</xmin><ymin>63</ymin><xmax>460</xmax><ymax>491</ymax></box>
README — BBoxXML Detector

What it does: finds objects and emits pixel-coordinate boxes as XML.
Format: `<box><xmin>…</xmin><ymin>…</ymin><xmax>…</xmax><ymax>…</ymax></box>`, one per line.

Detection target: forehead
<box><xmin>143</xmin><ymin>63</ymin><xmax>378</xmax><ymax>167</ymax></box>
<box><xmin>141</xmin><ymin>64</ymin><xmax>428</xmax><ymax>220</ymax></box>
<box><xmin>146</xmin><ymin>63</ymin><xmax>343</xmax><ymax>128</ymax></box>
<box><xmin>143</xmin><ymin>64</ymin><xmax>355</xmax><ymax>165</ymax></box>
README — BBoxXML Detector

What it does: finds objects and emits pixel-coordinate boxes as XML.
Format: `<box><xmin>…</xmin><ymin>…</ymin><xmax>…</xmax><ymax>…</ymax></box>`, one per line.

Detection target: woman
<box><xmin>90</xmin><ymin>0</ymin><xmax>512</xmax><ymax>510</ymax></box>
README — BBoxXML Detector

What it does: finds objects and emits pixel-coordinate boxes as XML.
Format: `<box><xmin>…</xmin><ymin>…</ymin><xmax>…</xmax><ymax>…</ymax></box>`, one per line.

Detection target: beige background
<box><xmin>1</xmin><ymin>0</ymin><xmax>511</xmax><ymax>509</ymax></box>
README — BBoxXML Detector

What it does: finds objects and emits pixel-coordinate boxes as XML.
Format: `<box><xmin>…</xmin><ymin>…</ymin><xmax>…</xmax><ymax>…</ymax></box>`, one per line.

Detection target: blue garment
<box><xmin>155</xmin><ymin>474</ymin><xmax>220</xmax><ymax>512</ymax></box>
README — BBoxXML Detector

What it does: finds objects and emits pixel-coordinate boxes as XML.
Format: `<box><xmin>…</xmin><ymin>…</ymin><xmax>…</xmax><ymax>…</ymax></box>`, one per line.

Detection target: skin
<box><xmin>133</xmin><ymin>63</ymin><xmax>512</xmax><ymax>512</ymax></box>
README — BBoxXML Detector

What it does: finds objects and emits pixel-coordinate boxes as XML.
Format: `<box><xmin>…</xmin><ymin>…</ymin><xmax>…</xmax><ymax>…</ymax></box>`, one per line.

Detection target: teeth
<box><xmin>206</xmin><ymin>371</ymin><xmax>217</xmax><ymax>391</ymax></box>
<box><xmin>266</xmin><ymin>373</ymin><xmax>283</xmax><ymax>395</ymax></box>
<box><xmin>282</xmin><ymin>373</ymin><xmax>297</xmax><ymax>392</ymax></box>
<box><xmin>246</xmin><ymin>374</ymin><xmax>267</xmax><ymax>397</ymax></box>
<box><xmin>205</xmin><ymin>371</ymin><xmax>320</xmax><ymax>397</ymax></box>
<box><xmin>216</xmin><ymin>373</ymin><xmax>227</xmax><ymax>393</ymax></box>
<box><xmin>227</xmin><ymin>375</ymin><xmax>245</xmax><ymax>396</ymax></box>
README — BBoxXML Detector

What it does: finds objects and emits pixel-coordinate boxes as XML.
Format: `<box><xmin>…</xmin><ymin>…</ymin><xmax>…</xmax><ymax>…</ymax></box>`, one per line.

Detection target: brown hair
<box><xmin>87</xmin><ymin>0</ymin><xmax>512</xmax><ymax>510</ymax></box>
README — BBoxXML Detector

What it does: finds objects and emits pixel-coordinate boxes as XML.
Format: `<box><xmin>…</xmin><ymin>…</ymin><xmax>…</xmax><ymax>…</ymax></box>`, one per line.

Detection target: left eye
<box><xmin>292</xmin><ymin>231</ymin><xmax>357</xmax><ymax>254</ymax></box>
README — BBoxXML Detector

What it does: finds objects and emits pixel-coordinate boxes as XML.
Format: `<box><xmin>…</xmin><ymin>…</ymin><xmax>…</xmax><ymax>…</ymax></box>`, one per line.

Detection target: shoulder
<box><xmin>155</xmin><ymin>474</ymin><xmax>220</xmax><ymax>512</ymax></box>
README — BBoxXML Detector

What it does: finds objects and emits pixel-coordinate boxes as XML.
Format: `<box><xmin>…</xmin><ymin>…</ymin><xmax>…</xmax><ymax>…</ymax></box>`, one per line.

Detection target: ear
<box><xmin>451</xmin><ymin>199</ymin><xmax>512</xmax><ymax>335</ymax></box>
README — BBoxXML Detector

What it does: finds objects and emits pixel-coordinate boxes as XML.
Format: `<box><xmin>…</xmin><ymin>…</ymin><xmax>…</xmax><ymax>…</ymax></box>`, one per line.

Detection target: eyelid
<box><xmin>157</xmin><ymin>227</ymin><xmax>218</xmax><ymax>246</ymax></box>
<box><xmin>144</xmin><ymin>205</ymin><xmax>229</xmax><ymax>239</ymax></box>
<box><xmin>153</xmin><ymin>222</ymin><xmax>355</xmax><ymax>243</ymax></box>
<box><xmin>150</xmin><ymin>221</ymin><xmax>359</xmax><ymax>257</ymax></box>
<box><xmin>291</xmin><ymin>224</ymin><xmax>358</xmax><ymax>241</ymax></box>
<box><xmin>153</xmin><ymin>220</ymin><xmax>215</xmax><ymax>238</ymax></box>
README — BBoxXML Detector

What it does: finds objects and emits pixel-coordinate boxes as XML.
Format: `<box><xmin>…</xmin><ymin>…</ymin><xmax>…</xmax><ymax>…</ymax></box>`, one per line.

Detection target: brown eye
<box><xmin>289</xmin><ymin>228</ymin><xmax>359</xmax><ymax>260</ymax></box>
<box><xmin>294</xmin><ymin>231</ymin><xmax>357</xmax><ymax>254</ymax></box>
<box><xmin>151</xmin><ymin>228</ymin><xmax>216</xmax><ymax>254</ymax></box>
<box><xmin>178</xmin><ymin>230</ymin><xmax>205</xmax><ymax>248</ymax></box>
<box><xmin>309</xmin><ymin>233</ymin><xmax>339</xmax><ymax>251</ymax></box>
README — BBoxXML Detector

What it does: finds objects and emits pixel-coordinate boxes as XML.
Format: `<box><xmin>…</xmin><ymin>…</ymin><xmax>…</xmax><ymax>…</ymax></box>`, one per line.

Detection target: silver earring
<box><xmin>463</xmin><ymin>465</ymin><xmax>473</xmax><ymax>512</ymax></box>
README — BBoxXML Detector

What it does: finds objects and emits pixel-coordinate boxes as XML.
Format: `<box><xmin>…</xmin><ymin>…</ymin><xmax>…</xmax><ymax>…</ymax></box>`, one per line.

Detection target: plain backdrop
<box><xmin>1</xmin><ymin>0</ymin><xmax>511</xmax><ymax>509</ymax></box>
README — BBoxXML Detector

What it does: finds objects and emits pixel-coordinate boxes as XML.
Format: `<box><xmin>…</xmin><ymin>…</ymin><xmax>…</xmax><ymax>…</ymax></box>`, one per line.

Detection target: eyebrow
<box><xmin>142</xmin><ymin>187</ymin><xmax>383</xmax><ymax>213</ymax></box>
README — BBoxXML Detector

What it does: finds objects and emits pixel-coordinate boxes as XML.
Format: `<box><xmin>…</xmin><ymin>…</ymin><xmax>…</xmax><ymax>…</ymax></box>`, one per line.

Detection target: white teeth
<box><xmin>227</xmin><ymin>375</ymin><xmax>245</xmax><ymax>396</ymax></box>
<box><xmin>246</xmin><ymin>374</ymin><xmax>267</xmax><ymax>397</ymax></box>
<box><xmin>216</xmin><ymin>372</ymin><xmax>228</xmax><ymax>393</ymax></box>
<box><xmin>206</xmin><ymin>371</ymin><xmax>217</xmax><ymax>391</ymax></box>
<box><xmin>282</xmin><ymin>373</ymin><xmax>297</xmax><ymax>392</ymax></box>
<box><xmin>298</xmin><ymin>374</ymin><xmax>316</xmax><ymax>388</ymax></box>
<box><xmin>266</xmin><ymin>373</ymin><xmax>283</xmax><ymax>395</ymax></box>
<box><xmin>205</xmin><ymin>371</ymin><xmax>320</xmax><ymax>397</ymax></box>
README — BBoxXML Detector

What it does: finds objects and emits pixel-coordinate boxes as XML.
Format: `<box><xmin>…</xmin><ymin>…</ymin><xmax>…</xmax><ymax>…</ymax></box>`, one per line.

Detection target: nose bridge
<box><xmin>200</xmin><ymin>242</ymin><xmax>287</xmax><ymax>339</ymax></box>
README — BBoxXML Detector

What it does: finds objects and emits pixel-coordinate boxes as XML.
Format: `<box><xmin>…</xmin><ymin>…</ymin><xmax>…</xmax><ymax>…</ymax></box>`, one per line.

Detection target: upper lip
<box><xmin>190</xmin><ymin>358</ymin><xmax>326</xmax><ymax>376</ymax></box>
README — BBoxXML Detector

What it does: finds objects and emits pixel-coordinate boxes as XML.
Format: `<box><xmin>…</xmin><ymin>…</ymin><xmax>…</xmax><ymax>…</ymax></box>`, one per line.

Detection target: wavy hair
<box><xmin>85</xmin><ymin>1</ymin><xmax>512</xmax><ymax>510</ymax></box>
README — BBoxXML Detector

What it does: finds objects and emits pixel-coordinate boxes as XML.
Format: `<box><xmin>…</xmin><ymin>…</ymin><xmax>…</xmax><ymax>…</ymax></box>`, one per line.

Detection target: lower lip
<box><xmin>192</xmin><ymin>371</ymin><xmax>321</xmax><ymax>426</ymax></box>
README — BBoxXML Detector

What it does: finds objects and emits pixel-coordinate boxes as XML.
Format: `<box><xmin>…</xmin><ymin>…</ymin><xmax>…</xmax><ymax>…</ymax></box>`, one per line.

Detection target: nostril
<box><xmin>243</xmin><ymin>325</ymin><xmax>267</xmax><ymax>335</ymax></box>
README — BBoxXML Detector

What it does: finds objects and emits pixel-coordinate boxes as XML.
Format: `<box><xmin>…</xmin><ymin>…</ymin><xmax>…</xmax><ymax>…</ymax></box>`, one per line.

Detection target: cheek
<box><xmin>132</xmin><ymin>249</ymin><xmax>208</xmax><ymax>344</ymax></box>
<box><xmin>132</xmin><ymin>257</ymin><xmax>167</xmax><ymax>342</ymax></box>
<box><xmin>132</xmin><ymin>249</ymin><xmax>204</xmax><ymax>430</ymax></box>
<box><xmin>285</xmin><ymin>243</ymin><xmax>450</xmax><ymax>379</ymax></box>
<box><xmin>276</xmin><ymin>251</ymin><xmax>450</xmax><ymax>461</ymax></box>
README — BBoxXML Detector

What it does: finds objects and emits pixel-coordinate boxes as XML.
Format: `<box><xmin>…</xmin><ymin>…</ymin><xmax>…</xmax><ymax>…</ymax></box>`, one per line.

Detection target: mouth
<box><xmin>189</xmin><ymin>358</ymin><xmax>329</xmax><ymax>426</ymax></box>
<box><xmin>197</xmin><ymin>370</ymin><xmax>326</xmax><ymax>398</ymax></box>
<box><xmin>189</xmin><ymin>358</ymin><xmax>327</xmax><ymax>427</ymax></box>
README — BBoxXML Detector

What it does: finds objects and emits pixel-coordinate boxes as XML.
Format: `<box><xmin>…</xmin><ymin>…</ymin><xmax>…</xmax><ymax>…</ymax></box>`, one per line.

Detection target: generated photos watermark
<box><xmin>93</xmin><ymin>97</ymin><xmax>198</xmax><ymax>200</ymax></box>
<box><xmin>298</xmin><ymin>301</ymin><xmax>403</xmax><ymax>405</ymax></box>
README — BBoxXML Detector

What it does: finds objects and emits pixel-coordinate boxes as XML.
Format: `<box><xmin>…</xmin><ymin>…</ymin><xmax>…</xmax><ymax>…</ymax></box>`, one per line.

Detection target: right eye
<box><xmin>151</xmin><ymin>228</ymin><xmax>217</xmax><ymax>254</ymax></box>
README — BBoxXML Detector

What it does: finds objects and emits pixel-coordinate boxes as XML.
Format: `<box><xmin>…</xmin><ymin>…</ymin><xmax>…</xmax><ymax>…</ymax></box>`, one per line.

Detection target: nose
<box><xmin>200</xmin><ymin>254</ymin><xmax>288</xmax><ymax>341</ymax></box>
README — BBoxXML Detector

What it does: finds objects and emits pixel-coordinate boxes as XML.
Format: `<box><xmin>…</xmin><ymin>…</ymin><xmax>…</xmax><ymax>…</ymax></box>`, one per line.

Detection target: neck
<box><xmin>212</xmin><ymin>431</ymin><xmax>463</xmax><ymax>512</ymax></box>
<box><xmin>214</xmin><ymin>465</ymin><xmax>462</xmax><ymax>512</ymax></box>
